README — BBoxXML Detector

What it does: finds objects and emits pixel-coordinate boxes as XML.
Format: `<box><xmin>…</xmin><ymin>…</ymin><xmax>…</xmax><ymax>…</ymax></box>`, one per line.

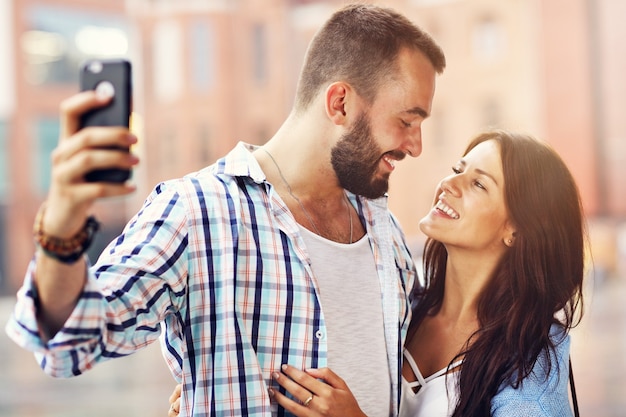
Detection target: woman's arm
<box><xmin>270</xmin><ymin>365</ymin><xmax>368</xmax><ymax>417</ymax></box>
<box><xmin>491</xmin><ymin>333</ymin><xmax>574</xmax><ymax>417</ymax></box>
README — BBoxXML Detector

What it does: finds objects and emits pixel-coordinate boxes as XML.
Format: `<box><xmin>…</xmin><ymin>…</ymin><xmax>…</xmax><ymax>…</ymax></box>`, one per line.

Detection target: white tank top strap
<box><xmin>403</xmin><ymin>348</ymin><xmax>464</xmax><ymax>383</ymax></box>
<box><xmin>400</xmin><ymin>349</ymin><xmax>464</xmax><ymax>417</ymax></box>
<box><xmin>403</xmin><ymin>348</ymin><xmax>426</xmax><ymax>389</ymax></box>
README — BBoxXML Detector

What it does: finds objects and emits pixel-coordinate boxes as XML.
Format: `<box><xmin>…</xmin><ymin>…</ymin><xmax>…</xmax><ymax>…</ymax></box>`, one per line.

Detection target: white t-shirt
<box><xmin>300</xmin><ymin>226</ymin><xmax>391</xmax><ymax>416</ymax></box>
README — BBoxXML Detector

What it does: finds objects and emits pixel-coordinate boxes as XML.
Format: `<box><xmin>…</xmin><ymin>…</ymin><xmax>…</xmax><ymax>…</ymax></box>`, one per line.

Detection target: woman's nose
<box><xmin>440</xmin><ymin>175</ymin><xmax>461</xmax><ymax>197</ymax></box>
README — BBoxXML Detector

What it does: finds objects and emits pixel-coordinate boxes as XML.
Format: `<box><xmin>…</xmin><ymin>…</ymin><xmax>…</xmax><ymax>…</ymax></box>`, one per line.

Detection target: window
<box><xmin>153</xmin><ymin>19</ymin><xmax>183</xmax><ymax>101</ymax></box>
<box><xmin>189</xmin><ymin>19</ymin><xmax>216</xmax><ymax>92</ymax></box>
<box><xmin>0</xmin><ymin>121</ymin><xmax>8</xmax><ymax>198</ymax></box>
<box><xmin>410</xmin><ymin>0</ymin><xmax>461</xmax><ymax>5</ymax></box>
<box><xmin>252</xmin><ymin>23</ymin><xmax>267</xmax><ymax>83</ymax></box>
<box><xmin>0</xmin><ymin>1</ymin><xmax>15</xmax><ymax>120</ymax></box>
<box><xmin>482</xmin><ymin>98</ymin><xmax>501</xmax><ymax>128</ymax></box>
<box><xmin>33</xmin><ymin>117</ymin><xmax>60</xmax><ymax>193</ymax></box>
<box><xmin>159</xmin><ymin>126</ymin><xmax>178</xmax><ymax>177</ymax></box>
<box><xmin>0</xmin><ymin>203</ymin><xmax>6</xmax><ymax>294</ymax></box>
<box><xmin>23</xmin><ymin>5</ymin><xmax>129</xmax><ymax>86</ymax></box>
<box><xmin>472</xmin><ymin>17</ymin><xmax>505</xmax><ymax>62</ymax></box>
<box><xmin>197</xmin><ymin>124</ymin><xmax>213</xmax><ymax>166</ymax></box>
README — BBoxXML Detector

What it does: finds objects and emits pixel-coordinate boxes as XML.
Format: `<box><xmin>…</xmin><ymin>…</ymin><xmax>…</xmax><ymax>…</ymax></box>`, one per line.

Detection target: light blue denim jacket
<box><xmin>491</xmin><ymin>326</ymin><xmax>574</xmax><ymax>417</ymax></box>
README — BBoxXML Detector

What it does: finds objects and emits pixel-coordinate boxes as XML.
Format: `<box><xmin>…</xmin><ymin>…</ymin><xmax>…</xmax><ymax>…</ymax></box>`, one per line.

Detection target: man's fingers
<box><xmin>59</xmin><ymin>90</ymin><xmax>113</xmax><ymax>140</ymax></box>
<box><xmin>70</xmin><ymin>182</ymin><xmax>137</xmax><ymax>202</ymax></box>
<box><xmin>52</xmin><ymin>127</ymin><xmax>137</xmax><ymax>165</ymax></box>
<box><xmin>54</xmin><ymin>147</ymin><xmax>138</xmax><ymax>185</ymax></box>
<box><xmin>41</xmin><ymin>94</ymin><xmax>138</xmax><ymax>238</ymax></box>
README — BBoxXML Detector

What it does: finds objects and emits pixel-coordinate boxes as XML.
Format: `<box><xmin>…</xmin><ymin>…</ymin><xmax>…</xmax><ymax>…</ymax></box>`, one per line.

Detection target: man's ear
<box><xmin>325</xmin><ymin>82</ymin><xmax>350</xmax><ymax>125</ymax></box>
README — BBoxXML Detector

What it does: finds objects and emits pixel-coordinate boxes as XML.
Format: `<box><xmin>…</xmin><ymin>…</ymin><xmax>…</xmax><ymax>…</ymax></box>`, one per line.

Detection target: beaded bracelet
<box><xmin>33</xmin><ymin>203</ymin><xmax>100</xmax><ymax>264</ymax></box>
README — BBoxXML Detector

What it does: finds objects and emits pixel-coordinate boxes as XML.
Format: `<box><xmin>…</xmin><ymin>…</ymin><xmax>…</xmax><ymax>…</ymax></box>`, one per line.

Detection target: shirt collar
<box><xmin>217</xmin><ymin>142</ymin><xmax>266</xmax><ymax>184</ymax></box>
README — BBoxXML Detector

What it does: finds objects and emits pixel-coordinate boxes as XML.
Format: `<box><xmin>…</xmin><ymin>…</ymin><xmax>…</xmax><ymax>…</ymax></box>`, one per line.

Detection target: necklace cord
<box><xmin>263</xmin><ymin>148</ymin><xmax>353</xmax><ymax>244</ymax></box>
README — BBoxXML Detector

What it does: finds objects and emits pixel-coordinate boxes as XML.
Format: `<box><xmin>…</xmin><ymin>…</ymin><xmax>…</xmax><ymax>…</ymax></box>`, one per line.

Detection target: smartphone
<box><xmin>79</xmin><ymin>59</ymin><xmax>132</xmax><ymax>183</ymax></box>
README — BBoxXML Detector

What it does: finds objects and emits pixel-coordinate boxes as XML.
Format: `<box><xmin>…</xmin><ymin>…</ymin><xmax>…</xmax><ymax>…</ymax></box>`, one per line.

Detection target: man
<box><xmin>6</xmin><ymin>4</ymin><xmax>445</xmax><ymax>416</ymax></box>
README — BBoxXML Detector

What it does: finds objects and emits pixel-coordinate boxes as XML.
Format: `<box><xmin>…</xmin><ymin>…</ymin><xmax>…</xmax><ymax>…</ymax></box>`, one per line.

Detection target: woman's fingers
<box><xmin>270</xmin><ymin>365</ymin><xmax>335</xmax><ymax>417</ymax></box>
<box><xmin>302</xmin><ymin>367</ymin><xmax>349</xmax><ymax>390</ymax></box>
<box><xmin>278</xmin><ymin>365</ymin><xmax>336</xmax><ymax>397</ymax></box>
<box><xmin>269</xmin><ymin>387</ymin><xmax>314</xmax><ymax>417</ymax></box>
<box><xmin>270</xmin><ymin>365</ymin><xmax>366</xmax><ymax>417</ymax></box>
<box><xmin>272</xmin><ymin>365</ymin><xmax>322</xmax><ymax>403</ymax></box>
<box><xmin>168</xmin><ymin>384</ymin><xmax>182</xmax><ymax>417</ymax></box>
<box><xmin>168</xmin><ymin>384</ymin><xmax>182</xmax><ymax>404</ymax></box>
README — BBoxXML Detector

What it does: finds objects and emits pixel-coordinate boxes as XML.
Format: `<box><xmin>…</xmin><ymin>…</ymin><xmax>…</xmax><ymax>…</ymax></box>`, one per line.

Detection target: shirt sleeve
<box><xmin>491</xmin><ymin>330</ymin><xmax>574</xmax><ymax>417</ymax></box>
<box><xmin>4</xmin><ymin>181</ymin><xmax>189</xmax><ymax>378</ymax></box>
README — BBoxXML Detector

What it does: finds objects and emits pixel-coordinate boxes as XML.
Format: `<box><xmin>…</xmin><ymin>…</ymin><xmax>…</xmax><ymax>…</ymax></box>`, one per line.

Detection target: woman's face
<box><xmin>419</xmin><ymin>139</ymin><xmax>515</xmax><ymax>253</ymax></box>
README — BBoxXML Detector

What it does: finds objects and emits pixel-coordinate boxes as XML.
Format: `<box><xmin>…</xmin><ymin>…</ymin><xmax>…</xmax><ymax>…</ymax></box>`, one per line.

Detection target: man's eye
<box><xmin>401</xmin><ymin>120</ymin><xmax>412</xmax><ymax>128</ymax></box>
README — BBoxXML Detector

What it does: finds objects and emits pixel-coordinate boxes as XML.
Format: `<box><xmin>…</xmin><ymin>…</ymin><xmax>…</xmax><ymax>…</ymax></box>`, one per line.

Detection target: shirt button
<box><xmin>315</xmin><ymin>330</ymin><xmax>324</xmax><ymax>339</ymax></box>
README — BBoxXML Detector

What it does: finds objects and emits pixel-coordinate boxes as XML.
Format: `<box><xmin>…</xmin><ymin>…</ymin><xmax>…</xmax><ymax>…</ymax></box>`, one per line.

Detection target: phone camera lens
<box><xmin>88</xmin><ymin>61</ymin><xmax>103</xmax><ymax>74</ymax></box>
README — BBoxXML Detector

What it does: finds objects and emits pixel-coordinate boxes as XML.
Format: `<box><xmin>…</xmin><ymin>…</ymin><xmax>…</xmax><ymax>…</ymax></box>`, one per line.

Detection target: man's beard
<box><xmin>331</xmin><ymin>112</ymin><xmax>394</xmax><ymax>199</ymax></box>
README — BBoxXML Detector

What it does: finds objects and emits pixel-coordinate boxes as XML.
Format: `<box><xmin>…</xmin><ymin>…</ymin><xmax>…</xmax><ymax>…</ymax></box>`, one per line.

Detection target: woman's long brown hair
<box><xmin>411</xmin><ymin>130</ymin><xmax>586</xmax><ymax>416</ymax></box>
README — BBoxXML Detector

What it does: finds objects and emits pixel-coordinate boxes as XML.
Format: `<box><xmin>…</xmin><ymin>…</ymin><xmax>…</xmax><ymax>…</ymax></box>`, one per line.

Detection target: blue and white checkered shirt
<box><xmin>6</xmin><ymin>142</ymin><xmax>416</xmax><ymax>416</ymax></box>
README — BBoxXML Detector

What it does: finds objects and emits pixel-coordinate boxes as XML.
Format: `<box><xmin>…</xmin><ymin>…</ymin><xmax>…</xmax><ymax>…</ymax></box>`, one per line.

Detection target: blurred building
<box><xmin>1</xmin><ymin>0</ymin><xmax>625</xmax><ymax>293</ymax></box>
<box><xmin>1</xmin><ymin>0</ymin><xmax>133</xmax><ymax>293</ymax></box>
<box><xmin>125</xmin><ymin>0</ymin><xmax>304</xmax><ymax>201</ymax></box>
<box><xmin>384</xmin><ymin>0</ymin><xmax>626</xmax><ymax>244</ymax></box>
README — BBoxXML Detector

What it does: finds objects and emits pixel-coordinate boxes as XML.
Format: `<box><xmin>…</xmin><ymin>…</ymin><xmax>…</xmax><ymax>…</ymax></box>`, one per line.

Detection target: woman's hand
<box><xmin>168</xmin><ymin>384</ymin><xmax>181</xmax><ymax>417</ymax></box>
<box><xmin>270</xmin><ymin>364</ymin><xmax>367</xmax><ymax>417</ymax></box>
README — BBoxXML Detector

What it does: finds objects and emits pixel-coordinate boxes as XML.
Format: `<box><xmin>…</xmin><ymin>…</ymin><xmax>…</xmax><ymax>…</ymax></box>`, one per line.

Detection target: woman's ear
<box><xmin>325</xmin><ymin>82</ymin><xmax>349</xmax><ymax>124</ymax></box>
<box><xmin>503</xmin><ymin>224</ymin><xmax>517</xmax><ymax>247</ymax></box>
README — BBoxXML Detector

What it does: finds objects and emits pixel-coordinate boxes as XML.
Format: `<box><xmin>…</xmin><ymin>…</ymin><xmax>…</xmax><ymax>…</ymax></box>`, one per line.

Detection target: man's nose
<box><xmin>403</xmin><ymin>129</ymin><xmax>422</xmax><ymax>157</ymax></box>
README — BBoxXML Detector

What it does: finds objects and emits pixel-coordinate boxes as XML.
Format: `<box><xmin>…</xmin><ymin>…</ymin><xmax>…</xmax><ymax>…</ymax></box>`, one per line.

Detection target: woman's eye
<box><xmin>473</xmin><ymin>180</ymin><xmax>486</xmax><ymax>190</ymax></box>
<box><xmin>452</xmin><ymin>166</ymin><xmax>462</xmax><ymax>174</ymax></box>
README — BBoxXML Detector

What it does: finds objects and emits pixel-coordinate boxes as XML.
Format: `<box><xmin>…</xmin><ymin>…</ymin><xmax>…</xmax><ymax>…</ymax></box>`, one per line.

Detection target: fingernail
<box><xmin>281</xmin><ymin>364</ymin><xmax>288</xmax><ymax>371</ymax></box>
<box><xmin>268</xmin><ymin>388</ymin><xmax>275</xmax><ymax>397</ymax></box>
<box><xmin>272</xmin><ymin>372</ymin><xmax>280</xmax><ymax>380</ymax></box>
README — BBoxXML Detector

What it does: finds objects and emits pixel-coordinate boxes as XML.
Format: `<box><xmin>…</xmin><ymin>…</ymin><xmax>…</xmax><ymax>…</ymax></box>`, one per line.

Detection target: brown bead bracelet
<box><xmin>33</xmin><ymin>203</ymin><xmax>100</xmax><ymax>264</ymax></box>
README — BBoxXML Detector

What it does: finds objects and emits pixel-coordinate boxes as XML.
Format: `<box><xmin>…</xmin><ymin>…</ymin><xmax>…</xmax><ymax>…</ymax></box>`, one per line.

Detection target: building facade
<box><xmin>2</xmin><ymin>0</ymin><xmax>625</xmax><ymax>292</ymax></box>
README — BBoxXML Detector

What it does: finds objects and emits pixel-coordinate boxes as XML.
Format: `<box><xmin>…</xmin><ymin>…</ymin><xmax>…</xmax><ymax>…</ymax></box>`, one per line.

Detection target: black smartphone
<box><xmin>79</xmin><ymin>59</ymin><xmax>132</xmax><ymax>183</ymax></box>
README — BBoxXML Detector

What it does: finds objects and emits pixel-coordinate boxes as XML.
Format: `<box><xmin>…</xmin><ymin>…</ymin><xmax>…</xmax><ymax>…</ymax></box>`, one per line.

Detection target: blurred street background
<box><xmin>1</xmin><ymin>0</ymin><xmax>625</xmax><ymax>416</ymax></box>
<box><xmin>1</xmin><ymin>273</ymin><xmax>624</xmax><ymax>416</ymax></box>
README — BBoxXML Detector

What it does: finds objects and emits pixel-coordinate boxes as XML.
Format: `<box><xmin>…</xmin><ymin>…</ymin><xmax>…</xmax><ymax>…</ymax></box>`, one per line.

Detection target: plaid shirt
<box><xmin>6</xmin><ymin>142</ymin><xmax>416</xmax><ymax>416</ymax></box>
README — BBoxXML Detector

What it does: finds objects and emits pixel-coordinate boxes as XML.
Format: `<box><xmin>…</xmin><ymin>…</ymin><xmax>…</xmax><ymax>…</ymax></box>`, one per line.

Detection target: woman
<box><xmin>269</xmin><ymin>130</ymin><xmax>585</xmax><ymax>416</ymax></box>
